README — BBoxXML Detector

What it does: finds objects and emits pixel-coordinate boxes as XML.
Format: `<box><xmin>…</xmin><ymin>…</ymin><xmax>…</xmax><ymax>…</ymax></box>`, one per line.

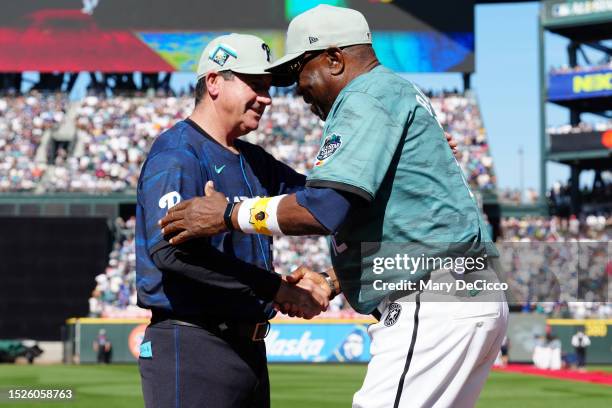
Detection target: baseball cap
<box><xmin>267</xmin><ymin>5</ymin><xmax>371</xmax><ymax>75</ymax></box>
<box><xmin>196</xmin><ymin>33</ymin><xmax>274</xmax><ymax>80</ymax></box>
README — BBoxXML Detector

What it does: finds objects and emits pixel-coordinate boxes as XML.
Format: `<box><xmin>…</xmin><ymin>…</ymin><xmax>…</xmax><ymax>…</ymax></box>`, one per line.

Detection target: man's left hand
<box><xmin>159</xmin><ymin>181</ymin><xmax>227</xmax><ymax>245</ymax></box>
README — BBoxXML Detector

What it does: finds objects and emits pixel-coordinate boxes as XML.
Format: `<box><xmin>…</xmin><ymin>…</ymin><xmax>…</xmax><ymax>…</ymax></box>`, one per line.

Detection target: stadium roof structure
<box><xmin>548</xmin><ymin>96</ymin><xmax>611</xmax><ymax>114</ymax></box>
<box><xmin>541</xmin><ymin>0</ymin><xmax>612</xmax><ymax>42</ymax></box>
<box><xmin>538</xmin><ymin>0</ymin><xmax>612</xmax><ymax>215</ymax></box>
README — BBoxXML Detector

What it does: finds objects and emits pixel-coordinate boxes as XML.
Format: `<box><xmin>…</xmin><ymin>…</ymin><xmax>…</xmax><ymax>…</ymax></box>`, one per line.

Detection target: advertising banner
<box><xmin>548</xmin><ymin>69</ymin><xmax>612</xmax><ymax>101</ymax></box>
<box><xmin>265</xmin><ymin>322</ymin><xmax>371</xmax><ymax>363</ymax></box>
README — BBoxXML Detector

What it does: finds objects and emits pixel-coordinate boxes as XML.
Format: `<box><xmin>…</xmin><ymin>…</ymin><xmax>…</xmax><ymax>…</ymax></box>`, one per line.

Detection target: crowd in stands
<box><xmin>430</xmin><ymin>92</ymin><xmax>497</xmax><ymax>190</ymax></box>
<box><xmin>500</xmin><ymin>215</ymin><xmax>611</xmax><ymax>319</ymax></box>
<box><xmin>89</xmin><ymin>216</ymin><xmax>347</xmax><ymax>317</ymax></box>
<box><xmin>501</xmin><ymin>215</ymin><xmax>610</xmax><ymax>242</ymax></box>
<box><xmin>89</xmin><ymin>216</ymin><xmax>141</xmax><ymax>318</ymax></box>
<box><xmin>499</xmin><ymin>187</ymin><xmax>539</xmax><ymax>204</ymax></box>
<box><xmin>45</xmin><ymin>94</ymin><xmax>193</xmax><ymax>192</ymax></box>
<box><xmin>549</xmin><ymin>177</ymin><xmax>612</xmax><ymax>216</ymax></box>
<box><xmin>549</xmin><ymin>61</ymin><xmax>612</xmax><ymax>74</ymax></box>
<box><xmin>244</xmin><ymin>94</ymin><xmax>323</xmax><ymax>175</ymax></box>
<box><xmin>90</xmin><ymin>212</ymin><xmax>611</xmax><ymax>318</ymax></box>
<box><xmin>547</xmin><ymin>120</ymin><xmax>612</xmax><ymax>134</ymax></box>
<box><xmin>0</xmin><ymin>93</ymin><xmax>67</xmax><ymax>191</ymax></box>
<box><xmin>0</xmin><ymin>88</ymin><xmax>497</xmax><ymax>194</ymax></box>
<box><xmin>2</xmin><ymin>91</ymin><xmax>606</xmax><ymax>319</ymax></box>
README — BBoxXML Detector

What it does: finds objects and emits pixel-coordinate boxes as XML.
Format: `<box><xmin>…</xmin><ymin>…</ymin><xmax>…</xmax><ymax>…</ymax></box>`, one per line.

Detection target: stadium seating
<box><xmin>500</xmin><ymin>215</ymin><xmax>611</xmax><ymax>318</ymax></box>
<box><xmin>45</xmin><ymin>94</ymin><xmax>193</xmax><ymax>192</ymax></box>
<box><xmin>1</xmin><ymin>90</ymin><xmax>498</xmax><ymax>193</ymax></box>
<box><xmin>547</xmin><ymin>120</ymin><xmax>612</xmax><ymax>135</ymax></box>
<box><xmin>430</xmin><ymin>92</ymin><xmax>497</xmax><ymax>190</ymax></box>
<box><xmin>0</xmin><ymin>92</ymin><xmax>67</xmax><ymax>191</ymax></box>
<box><xmin>3</xmin><ymin>91</ymin><xmax>607</xmax><ymax>319</ymax></box>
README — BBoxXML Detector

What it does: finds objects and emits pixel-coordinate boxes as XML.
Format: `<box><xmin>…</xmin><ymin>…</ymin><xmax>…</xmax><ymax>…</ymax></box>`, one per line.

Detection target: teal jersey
<box><xmin>306</xmin><ymin>66</ymin><xmax>496</xmax><ymax>314</ymax></box>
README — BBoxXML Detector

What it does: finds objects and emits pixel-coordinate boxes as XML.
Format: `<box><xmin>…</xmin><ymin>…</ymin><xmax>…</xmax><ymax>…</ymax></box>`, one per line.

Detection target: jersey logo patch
<box><xmin>214</xmin><ymin>164</ymin><xmax>226</xmax><ymax>174</ymax></box>
<box><xmin>159</xmin><ymin>191</ymin><xmax>181</xmax><ymax>210</ymax></box>
<box><xmin>315</xmin><ymin>133</ymin><xmax>342</xmax><ymax>166</ymax></box>
<box><xmin>384</xmin><ymin>303</ymin><xmax>402</xmax><ymax>327</ymax></box>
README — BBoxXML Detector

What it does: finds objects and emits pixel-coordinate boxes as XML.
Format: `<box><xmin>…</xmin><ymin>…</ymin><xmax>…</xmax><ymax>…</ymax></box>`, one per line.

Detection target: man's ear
<box><xmin>326</xmin><ymin>47</ymin><xmax>345</xmax><ymax>77</ymax></box>
<box><xmin>206</xmin><ymin>72</ymin><xmax>221</xmax><ymax>98</ymax></box>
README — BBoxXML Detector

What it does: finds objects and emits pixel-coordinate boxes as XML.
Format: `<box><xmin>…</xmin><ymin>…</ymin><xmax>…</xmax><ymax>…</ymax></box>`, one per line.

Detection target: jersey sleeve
<box><xmin>271</xmin><ymin>158</ymin><xmax>307</xmax><ymax>195</ymax></box>
<box><xmin>138</xmin><ymin>148</ymin><xmax>206</xmax><ymax>255</ymax></box>
<box><xmin>306</xmin><ymin>91</ymin><xmax>408</xmax><ymax>202</ymax></box>
<box><xmin>242</xmin><ymin>143</ymin><xmax>306</xmax><ymax>195</ymax></box>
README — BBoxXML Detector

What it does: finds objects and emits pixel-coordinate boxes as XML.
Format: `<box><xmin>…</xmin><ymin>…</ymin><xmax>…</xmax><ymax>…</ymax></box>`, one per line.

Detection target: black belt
<box><xmin>151</xmin><ymin>313</ymin><xmax>270</xmax><ymax>341</ymax></box>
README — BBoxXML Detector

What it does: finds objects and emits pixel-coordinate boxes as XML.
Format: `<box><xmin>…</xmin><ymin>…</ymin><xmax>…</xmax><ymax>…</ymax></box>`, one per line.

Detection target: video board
<box><xmin>0</xmin><ymin>1</ymin><xmax>474</xmax><ymax>73</ymax></box>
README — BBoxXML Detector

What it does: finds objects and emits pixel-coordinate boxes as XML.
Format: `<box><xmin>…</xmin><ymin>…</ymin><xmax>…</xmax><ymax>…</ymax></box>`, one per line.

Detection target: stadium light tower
<box><xmin>518</xmin><ymin>146</ymin><xmax>524</xmax><ymax>204</ymax></box>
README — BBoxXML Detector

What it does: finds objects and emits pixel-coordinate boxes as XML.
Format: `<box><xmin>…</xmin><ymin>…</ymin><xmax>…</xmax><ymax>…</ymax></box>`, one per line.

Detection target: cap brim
<box><xmin>264</xmin><ymin>51</ymin><xmax>306</xmax><ymax>86</ymax></box>
<box><xmin>227</xmin><ymin>65</ymin><xmax>294</xmax><ymax>87</ymax></box>
<box><xmin>230</xmin><ymin>65</ymin><xmax>270</xmax><ymax>75</ymax></box>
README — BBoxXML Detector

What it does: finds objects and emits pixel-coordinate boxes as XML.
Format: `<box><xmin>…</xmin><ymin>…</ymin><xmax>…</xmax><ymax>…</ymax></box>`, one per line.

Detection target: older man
<box><xmin>159</xmin><ymin>6</ymin><xmax>506</xmax><ymax>408</ymax></box>
<box><xmin>136</xmin><ymin>34</ymin><xmax>330</xmax><ymax>408</ymax></box>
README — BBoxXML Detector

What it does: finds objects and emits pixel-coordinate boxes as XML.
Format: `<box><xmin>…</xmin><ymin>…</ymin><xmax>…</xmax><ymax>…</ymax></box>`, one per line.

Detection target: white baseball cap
<box><xmin>196</xmin><ymin>33</ymin><xmax>274</xmax><ymax>79</ymax></box>
<box><xmin>267</xmin><ymin>5</ymin><xmax>372</xmax><ymax>75</ymax></box>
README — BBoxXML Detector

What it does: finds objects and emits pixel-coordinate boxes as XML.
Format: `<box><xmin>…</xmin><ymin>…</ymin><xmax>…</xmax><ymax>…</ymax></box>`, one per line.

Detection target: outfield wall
<box><xmin>548</xmin><ymin>319</ymin><xmax>612</xmax><ymax>364</ymax></box>
<box><xmin>64</xmin><ymin>316</ymin><xmax>612</xmax><ymax>364</ymax></box>
<box><xmin>64</xmin><ymin>318</ymin><xmax>375</xmax><ymax>364</ymax></box>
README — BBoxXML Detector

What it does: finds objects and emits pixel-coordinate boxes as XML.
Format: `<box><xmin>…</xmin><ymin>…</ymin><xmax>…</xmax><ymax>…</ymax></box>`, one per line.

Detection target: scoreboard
<box><xmin>0</xmin><ymin>0</ymin><xmax>475</xmax><ymax>73</ymax></box>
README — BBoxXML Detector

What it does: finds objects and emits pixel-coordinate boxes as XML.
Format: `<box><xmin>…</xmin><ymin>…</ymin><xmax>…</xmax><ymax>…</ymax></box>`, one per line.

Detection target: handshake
<box><xmin>273</xmin><ymin>266</ymin><xmax>335</xmax><ymax>319</ymax></box>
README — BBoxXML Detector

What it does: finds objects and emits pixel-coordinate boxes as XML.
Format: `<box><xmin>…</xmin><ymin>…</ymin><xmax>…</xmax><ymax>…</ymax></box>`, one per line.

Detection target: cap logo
<box><xmin>308</xmin><ymin>36</ymin><xmax>319</xmax><ymax>44</ymax></box>
<box><xmin>261</xmin><ymin>43</ymin><xmax>271</xmax><ymax>62</ymax></box>
<box><xmin>209</xmin><ymin>44</ymin><xmax>238</xmax><ymax>67</ymax></box>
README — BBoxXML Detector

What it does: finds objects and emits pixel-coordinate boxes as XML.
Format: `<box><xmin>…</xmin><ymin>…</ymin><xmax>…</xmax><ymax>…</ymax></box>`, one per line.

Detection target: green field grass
<box><xmin>0</xmin><ymin>364</ymin><xmax>610</xmax><ymax>407</ymax></box>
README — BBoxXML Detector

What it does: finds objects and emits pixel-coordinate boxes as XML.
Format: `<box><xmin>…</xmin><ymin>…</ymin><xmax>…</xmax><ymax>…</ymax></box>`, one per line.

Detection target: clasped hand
<box><xmin>274</xmin><ymin>266</ymin><xmax>331</xmax><ymax>319</ymax></box>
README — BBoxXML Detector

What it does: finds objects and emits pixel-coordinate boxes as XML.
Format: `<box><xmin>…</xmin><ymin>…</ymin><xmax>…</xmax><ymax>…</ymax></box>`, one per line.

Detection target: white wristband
<box><xmin>237</xmin><ymin>195</ymin><xmax>287</xmax><ymax>236</ymax></box>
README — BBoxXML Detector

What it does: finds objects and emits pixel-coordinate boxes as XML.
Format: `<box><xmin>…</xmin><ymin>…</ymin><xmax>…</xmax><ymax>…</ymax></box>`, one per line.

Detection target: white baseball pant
<box><xmin>353</xmin><ymin>295</ymin><xmax>508</xmax><ymax>408</ymax></box>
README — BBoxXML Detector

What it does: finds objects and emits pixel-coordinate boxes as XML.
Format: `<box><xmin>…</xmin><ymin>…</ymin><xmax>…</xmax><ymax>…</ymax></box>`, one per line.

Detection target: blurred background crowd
<box><xmin>0</xmin><ymin>90</ymin><xmax>608</xmax><ymax>319</ymax></box>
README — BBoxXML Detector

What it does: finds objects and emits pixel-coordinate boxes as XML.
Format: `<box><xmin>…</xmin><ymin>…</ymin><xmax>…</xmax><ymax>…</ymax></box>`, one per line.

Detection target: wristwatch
<box><xmin>224</xmin><ymin>201</ymin><xmax>237</xmax><ymax>231</ymax></box>
<box><xmin>320</xmin><ymin>272</ymin><xmax>338</xmax><ymax>299</ymax></box>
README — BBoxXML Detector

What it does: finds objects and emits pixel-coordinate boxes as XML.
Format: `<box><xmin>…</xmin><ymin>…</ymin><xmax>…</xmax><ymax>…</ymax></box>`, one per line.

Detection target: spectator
<box><xmin>571</xmin><ymin>329</ymin><xmax>591</xmax><ymax>372</ymax></box>
<box><xmin>0</xmin><ymin>92</ymin><xmax>67</xmax><ymax>191</ymax></box>
<box><xmin>93</xmin><ymin>329</ymin><xmax>112</xmax><ymax>364</ymax></box>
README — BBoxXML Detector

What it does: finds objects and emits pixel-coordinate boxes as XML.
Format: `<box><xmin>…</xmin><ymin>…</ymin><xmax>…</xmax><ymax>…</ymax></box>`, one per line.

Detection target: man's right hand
<box><xmin>273</xmin><ymin>269</ymin><xmax>330</xmax><ymax>319</ymax></box>
<box><xmin>274</xmin><ymin>266</ymin><xmax>334</xmax><ymax>318</ymax></box>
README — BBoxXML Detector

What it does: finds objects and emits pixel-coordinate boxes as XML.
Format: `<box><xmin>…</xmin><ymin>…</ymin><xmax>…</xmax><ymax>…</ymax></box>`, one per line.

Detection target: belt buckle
<box><xmin>251</xmin><ymin>322</ymin><xmax>270</xmax><ymax>341</ymax></box>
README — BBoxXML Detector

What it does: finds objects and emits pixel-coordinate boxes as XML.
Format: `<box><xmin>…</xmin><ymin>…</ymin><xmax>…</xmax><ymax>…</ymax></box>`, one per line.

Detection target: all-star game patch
<box><xmin>314</xmin><ymin>133</ymin><xmax>342</xmax><ymax>167</ymax></box>
<box><xmin>209</xmin><ymin>44</ymin><xmax>238</xmax><ymax>67</ymax></box>
<box><xmin>384</xmin><ymin>303</ymin><xmax>402</xmax><ymax>327</ymax></box>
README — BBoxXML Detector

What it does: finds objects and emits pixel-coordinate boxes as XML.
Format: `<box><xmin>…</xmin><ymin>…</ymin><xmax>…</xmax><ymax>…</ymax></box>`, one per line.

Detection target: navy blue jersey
<box><xmin>136</xmin><ymin>119</ymin><xmax>305</xmax><ymax>321</ymax></box>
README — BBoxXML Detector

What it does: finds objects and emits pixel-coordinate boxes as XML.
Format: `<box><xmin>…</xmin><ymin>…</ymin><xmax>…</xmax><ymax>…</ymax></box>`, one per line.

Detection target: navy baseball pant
<box><xmin>139</xmin><ymin>320</ymin><xmax>270</xmax><ymax>408</ymax></box>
